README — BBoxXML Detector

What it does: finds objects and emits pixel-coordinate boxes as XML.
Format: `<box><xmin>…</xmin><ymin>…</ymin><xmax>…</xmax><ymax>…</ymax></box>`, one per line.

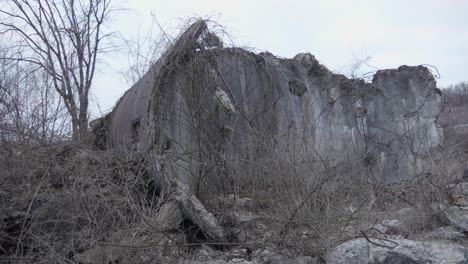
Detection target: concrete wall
<box><xmin>103</xmin><ymin>20</ymin><xmax>443</xmax><ymax>186</ymax></box>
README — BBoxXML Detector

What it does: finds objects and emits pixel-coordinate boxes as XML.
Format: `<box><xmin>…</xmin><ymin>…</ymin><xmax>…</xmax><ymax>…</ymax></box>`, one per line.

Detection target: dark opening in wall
<box><xmin>131</xmin><ymin>119</ymin><xmax>140</xmax><ymax>143</ymax></box>
<box><xmin>288</xmin><ymin>79</ymin><xmax>307</xmax><ymax>96</ymax></box>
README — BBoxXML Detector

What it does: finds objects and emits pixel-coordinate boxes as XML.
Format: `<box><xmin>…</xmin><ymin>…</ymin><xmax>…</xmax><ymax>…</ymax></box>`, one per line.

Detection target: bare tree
<box><xmin>445</xmin><ymin>82</ymin><xmax>468</xmax><ymax>106</ymax></box>
<box><xmin>0</xmin><ymin>0</ymin><xmax>113</xmax><ymax>141</ymax></box>
<box><xmin>0</xmin><ymin>46</ymin><xmax>68</xmax><ymax>145</ymax></box>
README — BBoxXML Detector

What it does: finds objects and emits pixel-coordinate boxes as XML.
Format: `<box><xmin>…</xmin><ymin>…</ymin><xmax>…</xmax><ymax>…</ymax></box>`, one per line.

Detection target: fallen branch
<box><xmin>360</xmin><ymin>230</ymin><xmax>398</xmax><ymax>249</ymax></box>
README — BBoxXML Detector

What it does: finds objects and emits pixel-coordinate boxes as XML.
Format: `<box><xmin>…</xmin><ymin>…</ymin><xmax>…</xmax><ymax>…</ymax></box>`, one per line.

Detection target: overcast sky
<box><xmin>91</xmin><ymin>0</ymin><xmax>468</xmax><ymax>116</ymax></box>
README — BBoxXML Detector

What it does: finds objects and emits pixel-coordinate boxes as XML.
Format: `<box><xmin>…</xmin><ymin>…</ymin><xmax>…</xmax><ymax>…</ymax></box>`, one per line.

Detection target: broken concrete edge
<box><xmin>144</xmin><ymin>20</ymin><xmax>210</xmax><ymax>154</ymax></box>
<box><xmin>171</xmin><ymin>178</ymin><xmax>226</xmax><ymax>242</ymax></box>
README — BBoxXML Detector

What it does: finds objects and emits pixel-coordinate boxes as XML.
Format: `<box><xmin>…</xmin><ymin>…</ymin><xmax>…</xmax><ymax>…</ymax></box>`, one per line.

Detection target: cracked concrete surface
<box><xmin>100</xmin><ymin>20</ymin><xmax>442</xmax><ymax>186</ymax></box>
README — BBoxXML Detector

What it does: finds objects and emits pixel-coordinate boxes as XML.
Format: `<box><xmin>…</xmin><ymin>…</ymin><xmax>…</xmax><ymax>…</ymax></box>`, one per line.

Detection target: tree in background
<box><xmin>0</xmin><ymin>50</ymin><xmax>68</xmax><ymax>145</ymax></box>
<box><xmin>0</xmin><ymin>0</ymin><xmax>113</xmax><ymax>141</ymax></box>
<box><xmin>444</xmin><ymin>82</ymin><xmax>468</xmax><ymax>107</ymax></box>
<box><xmin>436</xmin><ymin>82</ymin><xmax>468</xmax><ymax>127</ymax></box>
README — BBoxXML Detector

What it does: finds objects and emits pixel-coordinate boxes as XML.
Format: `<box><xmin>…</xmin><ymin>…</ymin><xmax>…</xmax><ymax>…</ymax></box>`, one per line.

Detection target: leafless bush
<box><xmin>0</xmin><ymin>145</ymin><xmax>192</xmax><ymax>263</ymax></box>
<box><xmin>190</xmin><ymin>120</ymin><xmax>467</xmax><ymax>256</ymax></box>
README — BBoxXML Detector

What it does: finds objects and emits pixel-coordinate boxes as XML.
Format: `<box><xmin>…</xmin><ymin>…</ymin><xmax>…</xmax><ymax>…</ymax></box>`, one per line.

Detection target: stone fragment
<box><xmin>444</xmin><ymin>205</ymin><xmax>468</xmax><ymax>232</ymax></box>
<box><xmin>327</xmin><ymin>238</ymin><xmax>468</xmax><ymax>264</ymax></box>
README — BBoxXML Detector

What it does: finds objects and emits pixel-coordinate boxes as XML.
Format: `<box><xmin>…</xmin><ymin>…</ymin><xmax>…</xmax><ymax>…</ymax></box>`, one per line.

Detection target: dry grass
<box><xmin>0</xmin><ymin>143</ymin><xmax>194</xmax><ymax>263</ymax></box>
<box><xmin>193</xmin><ymin>134</ymin><xmax>468</xmax><ymax>257</ymax></box>
<box><xmin>0</xmin><ymin>131</ymin><xmax>466</xmax><ymax>263</ymax></box>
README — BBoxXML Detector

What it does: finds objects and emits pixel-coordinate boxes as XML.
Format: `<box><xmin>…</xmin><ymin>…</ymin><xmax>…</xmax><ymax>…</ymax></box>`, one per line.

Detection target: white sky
<box><xmin>90</xmin><ymin>0</ymin><xmax>468</xmax><ymax>117</ymax></box>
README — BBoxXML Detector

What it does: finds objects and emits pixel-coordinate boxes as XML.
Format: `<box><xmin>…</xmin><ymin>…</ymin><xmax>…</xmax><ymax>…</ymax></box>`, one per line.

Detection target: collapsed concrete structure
<box><xmin>94</xmin><ymin>20</ymin><xmax>443</xmax><ymax>241</ymax></box>
<box><xmin>100</xmin><ymin>20</ymin><xmax>442</xmax><ymax>183</ymax></box>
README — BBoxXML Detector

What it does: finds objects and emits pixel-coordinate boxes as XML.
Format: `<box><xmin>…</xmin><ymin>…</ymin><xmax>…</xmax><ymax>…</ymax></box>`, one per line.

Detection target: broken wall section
<box><xmin>104</xmin><ymin>20</ymin><xmax>443</xmax><ymax>188</ymax></box>
<box><xmin>367</xmin><ymin>66</ymin><xmax>442</xmax><ymax>183</ymax></box>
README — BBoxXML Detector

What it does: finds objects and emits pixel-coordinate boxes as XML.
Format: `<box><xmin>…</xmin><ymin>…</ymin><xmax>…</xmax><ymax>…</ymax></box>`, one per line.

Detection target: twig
<box><xmin>0</xmin><ymin>257</ymin><xmax>34</xmax><ymax>261</ymax></box>
<box><xmin>360</xmin><ymin>230</ymin><xmax>398</xmax><ymax>249</ymax></box>
<box><xmin>98</xmin><ymin>241</ymin><xmax>257</xmax><ymax>248</ymax></box>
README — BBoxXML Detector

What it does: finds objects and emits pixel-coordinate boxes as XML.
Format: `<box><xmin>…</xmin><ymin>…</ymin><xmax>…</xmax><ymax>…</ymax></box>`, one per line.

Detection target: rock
<box><xmin>327</xmin><ymin>238</ymin><xmax>468</xmax><ymax>264</ymax></box>
<box><xmin>449</xmin><ymin>182</ymin><xmax>468</xmax><ymax>206</ymax></box>
<box><xmin>424</xmin><ymin>226</ymin><xmax>465</xmax><ymax>241</ymax></box>
<box><xmin>373</xmin><ymin>219</ymin><xmax>404</xmax><ymax>237</ymax></box>
<box><xmin>267</xmin><ymin>256</ymin><xmax>315</xmax><ymax>264</ymax></box>
<box><xmin>194</xmin><ymin>244</ymin><xmax>218</xmax><ymax>261</ymax></box>
<box><xmin>73</xmin><ymin>246</ymin><xmax>123</xmax><ymax>264</ymax></box>
<box><xmin>445</xmin><ymin>205</ymin><xmax>468</xmax><ymax>232</ymax></box>
<box><xmin>217</xmin><ymin>195</ymin><xmax>259</xmax><ymax>212</ymax></box>
<box><xmin>184</xmin><ymin>260</ymin><xmax>257</xmax><ymax>264</ymax></box>
<box><xmin>183</xmin><ymin>260</ymin><xmax>227</xmax><ymax>264</ymax></box>
<box><xmin>233</xmin><ymin>212</ymin><xmax>258</xmax><ymax>227</ymax></box>
<box><xmin>236</xmin><ymin>197</ymin><xmax>258</xmax><ymax>211</ymax></box>
<box><xmin>150</xmin><ymin>200</ymin><xmax>183</xmax><ymax>231</ymax></box>
<box><xmin>219</xmin><ymin>211</ymin><xmax>262</xmax><ymax>235</ymax></box>
<box><xmin>227</xmin><ymin>248</ymin><xmax>249</xmax><ymax>259</ymax></box>
<box><xmin>395</xmin><ymin>207</ymin><xmax>419</xmax><ymax>220</ymax></box>
<box><xmin>253</xmin><ymin>249</ymin><xmax>302</xmax><ymax>264</ymax></box>
<box><xmin>230</xmin><ymin>258</ymin><xmax>254</xmax><ymax>264</ymax></box>
<box><xmin>228</xmin><ymin>228</ymin><xmax>247</xmax><ymax>242</ymax></box>
<box><xmin>292</xmin><ymin>256</ymin><xmax>316</xmax><ymax>264</ymax></box>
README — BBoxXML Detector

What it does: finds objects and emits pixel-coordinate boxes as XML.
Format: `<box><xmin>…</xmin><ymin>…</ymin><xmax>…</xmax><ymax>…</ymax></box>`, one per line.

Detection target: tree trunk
<box><xmin>71</xmin><ymin>117</ymin><xmax>79</xmax><ymax>142</ymax></box>
<box><xmin>78</xmin><ymin>95</ymin><xmax>89</xmax><ymax>142</ymax></box>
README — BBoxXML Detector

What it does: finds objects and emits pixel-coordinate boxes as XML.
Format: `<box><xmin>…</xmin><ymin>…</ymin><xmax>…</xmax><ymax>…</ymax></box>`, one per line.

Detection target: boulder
<box><xmin>445</xmin><ymin>205</ymin><xmax>468</xmax><ymax>232</ymax></box>
<box><xmin>327</xmin><ymin>238</ymin><xmax>468</xmax><ymax>264</ymax></box>
<box><xmin>423</xmin><ymin>226</ymin><xmax>465</xmax><ymax>242</ymax></box>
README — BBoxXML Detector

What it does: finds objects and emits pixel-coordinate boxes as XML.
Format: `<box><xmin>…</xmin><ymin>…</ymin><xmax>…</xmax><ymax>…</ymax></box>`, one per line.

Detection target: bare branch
<box><xmin>0</xmin><ymin>0</ymin><xmax>114</xmax><ymax>141</ymax></box>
